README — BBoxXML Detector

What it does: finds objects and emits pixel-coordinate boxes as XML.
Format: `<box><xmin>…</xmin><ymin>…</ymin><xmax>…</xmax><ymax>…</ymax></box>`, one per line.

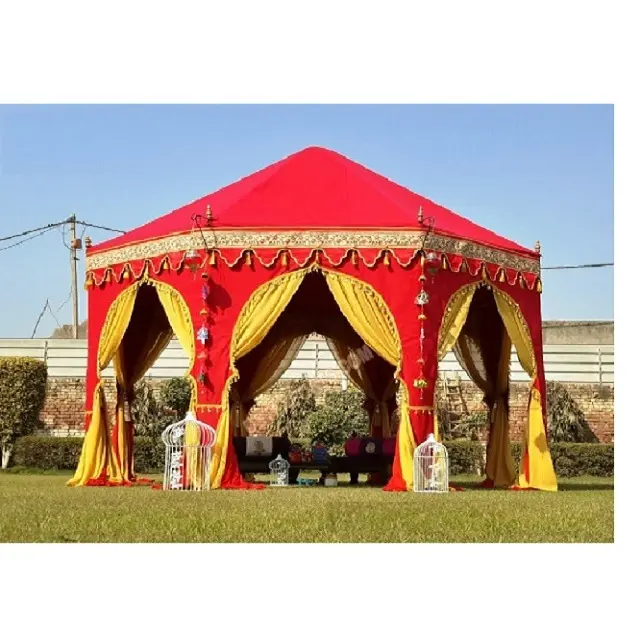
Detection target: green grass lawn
<box><xmin>0</xmin><ymin>472</ymin><xmax>613</xmax><ymax>543</ymax></box>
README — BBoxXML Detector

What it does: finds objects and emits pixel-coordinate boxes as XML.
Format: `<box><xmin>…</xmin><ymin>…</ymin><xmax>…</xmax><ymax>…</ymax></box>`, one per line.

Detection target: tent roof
<box><xmin>91</xmin><ymin>146</ymin><xmax>536</xmax><ymax>258</ymax></box>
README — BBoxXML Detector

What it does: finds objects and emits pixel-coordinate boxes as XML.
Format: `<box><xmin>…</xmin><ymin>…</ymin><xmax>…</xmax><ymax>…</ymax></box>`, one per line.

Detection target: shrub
<box><xmin>131</xmin><ymin>378</ymin><xmax>164</xmax><ymax>438</ymax></box>
<box><xmin>546</xmin><ymin>381</ymin><xmax>598</xmax><ymax>443</ymax></box>
<box><xmin>11</xmin><ymin>435</ymin><xmax>165</xmax><ymax>472</ymax></box>
<box><xmin>12</xmin><ymin>436</ymin><xmax>83</xmax><ymax>469</ymax></box>
<box><xmin>158</xmin><ymin>377</ymin><xmax>192</xmax><ymax>420</ymax></box>
<box><xmin>0</xmin><ymin>357</ymin><xmax>48</xmax><ymax>468</ymax></box>
<box><xmin>267</xmin><ymin>378</ymin><xmax>317</xmax><ymax>438</ymax></box>
<box><xmin>133</xmin><ymin>436</ymin><xmax>165</xmax><ymax>473</ymax></box>
<box><xmin>304</xmin><ymin>387</ymin><xmax>369</xmax><ymax>454</ymax></box>
<box><xmin>446</xmin><ymin>440</ymin><xmax>486</xmax><ymax>475</ymax></box>
<box><xmin>547</xmin><ymin>443</ymin><xmax>613</xmax><ymax>477</ymax></box>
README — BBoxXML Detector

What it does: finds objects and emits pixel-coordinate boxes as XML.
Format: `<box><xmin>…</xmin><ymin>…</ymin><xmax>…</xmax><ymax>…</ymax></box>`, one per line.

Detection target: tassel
<box><xmin>105</xmin><ymin>270</ymin><xmax>111</xmax><ymax>283</ymax></box>
<box><xmin>460</xmin><ymin>261</ymin><xmax>467</xmax><ymax>273</ymax></box>
<box><xmin>420</xmin><ymin>253</ymin><xmax>426</xmax><ymax>266</ymax></box>
<box><xmin>519</xmin><ymin>274</ymin><xmax>525</xmax><ymax>288</ymax></box>
<box><xmin>84</xmin><ymin>274</ymin><xmax>94</xmax><ymax>289</ymax></box>
<box><xmin>281</xmin><ymin>251</ymin><xmax>288</xmax><ymax>267</ymax></box>
<box><xmin>383</xmin><ymin>251</ymin><xmax>390</xmax><ymax>266</ymax></box>
<box><xmin>351</xmin><ymin>250</ymin><xmax>358</xmax><ymax>265</ymax></box>
<box><xmin>499</xmin><ymin>269</ymin><xmax>506</xmax><ymax>283</ymax></box>
<box><xmin>315</xmin><ymin>249</ymin><xmax>322</xmax><ymax>263</ymax></box>
<box><xmin>245</xmin><ymin>251</ymin><xmax>252</xmax><ymax>266</ymax></box>
<box><xmin>159</xmin><ymin>260</ymin><xmax>166</xmax><ymax>273</ymax></box>
<box><xmin>208</xmin><ymin>251</ymin><xmax>217</xmax><ymax>266</ymax></box>
<box><xmin>442</xmin><ymin>254</ymin><xmax>448</xmax><ymax>270</ymax></box>
<box><xmin>122</xmin><ymin>267</ymin><xmax>130</xmax><ymax>280</ymax></box>
<box><xmin>537</xmin><ymin>278</ymin><xmax>543</xmax><ymax>293</ymax></box>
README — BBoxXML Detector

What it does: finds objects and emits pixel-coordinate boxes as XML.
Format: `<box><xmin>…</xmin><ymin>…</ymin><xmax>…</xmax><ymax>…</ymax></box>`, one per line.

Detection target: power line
<box><xmin>76</xmin><ymin>220</ymin><xmax>125</xmax><ymax>234</ymax></box>
<box><xmin>0</xmin><ymin>227</ymin><xmax>56</xmax><ymax>252</ymax></box>
<box><xmin>542</xmin><ymin>262</ymin><xmax>613</xmax><ymax>270</ymax></box>
<box><xmin>0</xmin><ymin>220</ymin><xmax>68</xmax><ymax>243</ymax></box>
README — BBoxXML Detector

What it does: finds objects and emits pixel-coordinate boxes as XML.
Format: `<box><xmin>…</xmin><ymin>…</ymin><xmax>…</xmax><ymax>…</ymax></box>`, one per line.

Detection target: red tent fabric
<box><xmin>93</xmin><ymin>146</ymin><xmax>536</xmax><ymax>258</ymax></box>
<box><xmin>72</xmin><ymin>146</ymin><xmax>556</xmax><ymax>493</ymax></box>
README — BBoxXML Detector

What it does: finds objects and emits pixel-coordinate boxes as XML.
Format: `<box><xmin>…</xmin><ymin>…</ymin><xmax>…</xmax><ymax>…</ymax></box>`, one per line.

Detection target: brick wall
<box><xmin>38</xmin><ymin>377</ymin><xmax>614</xmax><ymax>442</ymax></box>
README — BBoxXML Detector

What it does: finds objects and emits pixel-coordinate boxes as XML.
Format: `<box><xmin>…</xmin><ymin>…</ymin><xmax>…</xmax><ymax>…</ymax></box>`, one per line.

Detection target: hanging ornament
<box><xmin>201</xmin><ymin>283</ymin><xmax>210</xmax><ymax>301</ymax></box>
<box><xmin>184</xmin><ymin>248</ymin><xmax>200</xmax><ymax>273</ymax></box>
<box><xmin>84</xmin><ymin>274</ymin><xmax>94</xmax><ymax>289</ymax></box>
<box><xmin>105</xmin><ymin>270</ymin><xmax>111</xmax><ymax>283</ymax></box>
<box><xmin>197</xmin><ymin>326</ymin><xmax>209</xmax><ymax>345</ymax></box>
<box><xmin>351</xmin><ymin>250</ymin><xmax>358</xmax><ymax>265</ymax></box>
<box><xmin>537</xmin><ymin>278</ymin><xmax>543</xmax><ymax>293</ymax></box>
<box><xmin>281</xmin><ymin>251</ymin><xmax>289</xmax><ymax>267</ymax></box>
<box><xmin>198</xmin><ymin>367</ymin><xmax>207</xmax><ymax>384</ymax></box>
<box><xmin>208</xmin><ymin>250</ymin><xmax>217</xmax><ymax>266</ymax></box>
<box><xmin>245</xmin><ymin>251</ymin><xmax>252</xmax><ymax>266</ymax></box>
<box><xmin>424</xmin><ymin>251</ymin><xmax>440</xmax><ymax>281</ymax></box>
<box><xmin>418</xmin><ymin>313</ymin><xmax>426</xmax><ymax>321</ymax></box>
<box><xmin>199</xmin><ymin>308</ymin><xmax>209</xmax><ymax>317</ymax></box>
<box><xmin>413</xmin><ymin>376</ymin><xmax>428</xmax><ymax>389</ymax></box>
<box><xmin>383</xmin><ymin>250</ymin><xmax>390</xmax><ymax>266</ymax></box>
<box><xmin>415</xmin><ymin>290</ymin><xmax>429</xmax><ymax>306</ymax></box>
<box><xmin>122</xmin><ymin>266</ymin><xmax>130</xmax><ymax>280</ymax></box>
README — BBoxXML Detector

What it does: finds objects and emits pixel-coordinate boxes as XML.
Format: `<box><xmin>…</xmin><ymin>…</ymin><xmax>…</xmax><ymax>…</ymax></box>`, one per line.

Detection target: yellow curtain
<box><xmin>322</xmin><ymin>271</ymin><xmax>412</xmax><ymax>485</ymax></box>
<box><xmin>493</xmin><ymin>291</ymin><xmax>557</xmax><ymax>491</ymax></box>
<box><xmin>435</xmin><ymin>284</ymin><xmax>478</xmax><ymax>441</ymax></box>
<box><xmin>68</xmin><ymin>285</ymin><xmax>139</xmax><ymax>486</ymax></box>
<box><xmin>231</xmin><ymin>334</ymin><xmax>306</xmax><ymax>436</ymax></box>
<box><xmin>324</xmin><ymin>271</ymin><xmax>399</xmax><ymax>365</ymax></box>
<box><xmin>437</xmin><ymin>285</ymin><xmax>477</xmax><ymax>361</ymax></box>
<box><xmin>210</xmin><ymin>269</ymin><xmax>307</xmax><ymax>488</ymax></box>
<box><xmin>483</xmin><ymin>331</ymin><xmax>517</xmax><ymax>487</ymax></box>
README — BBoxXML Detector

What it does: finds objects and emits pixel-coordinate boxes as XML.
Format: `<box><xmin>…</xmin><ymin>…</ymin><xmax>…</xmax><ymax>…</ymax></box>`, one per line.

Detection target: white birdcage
<box><xmin>161</xmin><ymin>411</ymin><xmax>216</xmax><ymax>491</ymax></box>
<box><xmin>413</xmin><ymin>433</ymin><xmax>449</xmax><ymax>493</ymax></box>
<box><xmin>268</xmin><ymin>454</ymin><xmax>290</xmax><ymax>487</ymax></box>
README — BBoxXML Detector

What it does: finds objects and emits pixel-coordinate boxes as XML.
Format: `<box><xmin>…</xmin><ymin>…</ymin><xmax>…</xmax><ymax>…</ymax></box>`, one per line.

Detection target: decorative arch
<box><xmin>68</xmin><ymin>274</ymin><xmax>196</xmax><ymax>487</ymax></box>
<box><xmin>207</xmin><ymin>265</ymin><xmax>415</xmax><ymax>489</ymax></box>
<box><xmin>435</xmin><ymin>279</ymin><xmax>556</xmax><ymax>491</ymax></box>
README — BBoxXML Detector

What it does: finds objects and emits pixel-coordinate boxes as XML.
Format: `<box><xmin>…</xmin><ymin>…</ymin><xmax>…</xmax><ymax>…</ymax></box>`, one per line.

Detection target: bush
<box><xmin>9</xmin><ymin>436</ymin><xmax>614</xmax><ymax>478</ymax></box>
<box><xmin>131</xmin><ymin>378</ymin><xmax>164</xmax><ymax>438</ymax></box>
<box><xmin>304</xmin><ymin>387</ymin><xmax>369</xmax><ymax>454</ymax></box>
<box><xmin>133</xmin><ymin>436</ymin><xmax>165</xmax><ymax>473</ymax></box>
<box><xmin>267</xmin><ymin>378</ymin><xmax>317</xmax><ymax>438</ymax></box>
<box><xmin>0</xmin><ymin>357</ymin><xmax>48</xmax><ymax>468</ymax></box>
<box><xmin>12</xmin><ymin>436</ymin><xmax>83</xmax><ymax>469</ymax></box>
<box><xmin>446</xmin><ymin>440</ymin><xmax>486</xmax><ymax>475</ymax></box>
<box><xmin>11</xmin><ymin>435</ymin><xmax>165</xmax><ymax>472</ymax></box>
<box><xmin>158</xmin><ymin>377</ymin><xmax>192</xmax><ymax>420</ymax></box>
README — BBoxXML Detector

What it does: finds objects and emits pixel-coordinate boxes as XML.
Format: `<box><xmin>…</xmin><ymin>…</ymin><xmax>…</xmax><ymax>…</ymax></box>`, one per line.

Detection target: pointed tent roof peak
<box><xmin>91</xmin><ymin>146</ymin><xmax>537</xmax><ymax>259</ymax></box>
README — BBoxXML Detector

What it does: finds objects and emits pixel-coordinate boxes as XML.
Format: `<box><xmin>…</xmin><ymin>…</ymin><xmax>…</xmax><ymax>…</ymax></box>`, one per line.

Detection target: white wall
<box><xmin>0</xmin><ymin>337</ymin><xmax>614</xmax><ymax>384</ymax></box>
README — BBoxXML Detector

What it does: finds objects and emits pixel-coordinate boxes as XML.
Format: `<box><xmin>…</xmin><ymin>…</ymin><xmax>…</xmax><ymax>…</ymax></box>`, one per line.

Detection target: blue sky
<box><xmin>0</xmin><ymin>104</ymin><xmax>613</xmax><ymax>338</ymax></box>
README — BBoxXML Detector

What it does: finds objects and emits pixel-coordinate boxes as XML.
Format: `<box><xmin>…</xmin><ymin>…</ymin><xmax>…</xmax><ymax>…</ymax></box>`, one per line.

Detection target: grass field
<box><xmin>0</xmin><ymin>472</ymin><xmax>613</xmax><ymax>543</ymax></box>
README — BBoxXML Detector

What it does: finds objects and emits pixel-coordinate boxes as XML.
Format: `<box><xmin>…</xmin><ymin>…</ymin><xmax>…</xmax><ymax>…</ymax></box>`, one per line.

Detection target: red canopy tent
<box><xmin>69</xmin><ymin>146</ymin><xmax>557</xmax><ymax>491</ymax></box>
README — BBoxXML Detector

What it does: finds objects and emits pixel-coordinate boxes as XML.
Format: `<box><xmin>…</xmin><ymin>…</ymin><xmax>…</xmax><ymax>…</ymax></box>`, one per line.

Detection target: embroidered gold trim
<box><xmin>86</xmin><ymin>229</ymin><xmax>540</xmax><ymax>274</ymax></box>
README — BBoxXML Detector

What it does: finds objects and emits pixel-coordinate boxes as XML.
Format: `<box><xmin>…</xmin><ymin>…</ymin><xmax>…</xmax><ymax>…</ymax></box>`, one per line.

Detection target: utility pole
<box><xmin>69</xmin><ymin>214</ymin><xmax>81</xmax><ymax>339</ymax></box>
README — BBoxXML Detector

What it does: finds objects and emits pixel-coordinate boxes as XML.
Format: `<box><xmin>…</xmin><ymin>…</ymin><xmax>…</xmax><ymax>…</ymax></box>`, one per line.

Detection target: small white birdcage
<box><xmin>413</xmin><ymin>433</ymin><xmax>449</xmax><ymax>493</ymax></box>
<box><xmin>268</xmin><ymin>454</ymin><xmax>290</xmax><ymax>487</ymax></box>
<box><xmin>161</xmin><ymin>411</ymin><xmax>216</xmax><ymax>491</ymax></box>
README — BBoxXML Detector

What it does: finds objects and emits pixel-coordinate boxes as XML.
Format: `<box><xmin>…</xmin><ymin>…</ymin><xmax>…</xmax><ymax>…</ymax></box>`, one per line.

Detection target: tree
<box><xmin>547</xmin><ymin>381</ymin><xmax>598</xmax><ymax>443</ymax></box>
<box><xmin>304</xmin><ymin>387</ymin><xmax>368</xmax><ymax>454</ymax></box>
<box><xmin>267</xmin><ymin>377</ymin><xmax>317</xmax><ymax>438</ymax></box>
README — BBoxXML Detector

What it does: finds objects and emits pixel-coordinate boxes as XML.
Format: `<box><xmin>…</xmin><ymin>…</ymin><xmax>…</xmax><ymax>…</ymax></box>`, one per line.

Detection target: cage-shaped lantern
<box><xmin>268</xmin><ymin>454</ymin><xmax>290</xmax><ymax>487</ymax></box>
<box><xmin>413</xmin><ymin>433</ymin><xmax>449</xmax><ymax>493</ymax></box>
<box><xmin>161</xmin><ymin>411</ymin><xmax>216</xmax><ymax>491</ymax></box>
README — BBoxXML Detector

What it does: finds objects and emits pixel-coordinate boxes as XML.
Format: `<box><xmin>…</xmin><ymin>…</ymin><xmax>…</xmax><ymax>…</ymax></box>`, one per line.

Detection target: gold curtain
<box><xmin>324</xmin><ymin>271</ymin><xmax>399</xmax><ymax>365</ymax></box>
<box><xmin>210</xmin><ymin>269</ymin><xmax>307</xmax><ymax>488</ymax></box>
<box><xmin>493</xmin><ymin>291</ymin><xmax>557</xmax><ymax>491</ymax></box>
<box><xmin>437</xmin><ymin>285</ymin><xmax>477</xmax><ymax>361</ymax></box>
<box><xmin>435</xmin><ymin>284</ymin><xmax>478</xmax><ymax>441</ymax></box>
<box><xmin>484</xmin><ymin>332</ymin><xmax>516</xmax><ymax>486</ymax></box>
<box><xmin>68</xmin><ymin>285</ymin><xmax>139</xmax><ymax>486</ymax></box>
<box><xmin>322</xmin><ymin>271</ymin><xmax>412</xmax><ymax>485</ymax></box>
<box><xmin>327</xmin><ymin>338</ymin><xmax>397</xmax><ymax>436</ymax></box>
<box><xmin>230</xmin><ymin>334</ymin><xmax>306</xmax><ymax>435</ymax></box>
